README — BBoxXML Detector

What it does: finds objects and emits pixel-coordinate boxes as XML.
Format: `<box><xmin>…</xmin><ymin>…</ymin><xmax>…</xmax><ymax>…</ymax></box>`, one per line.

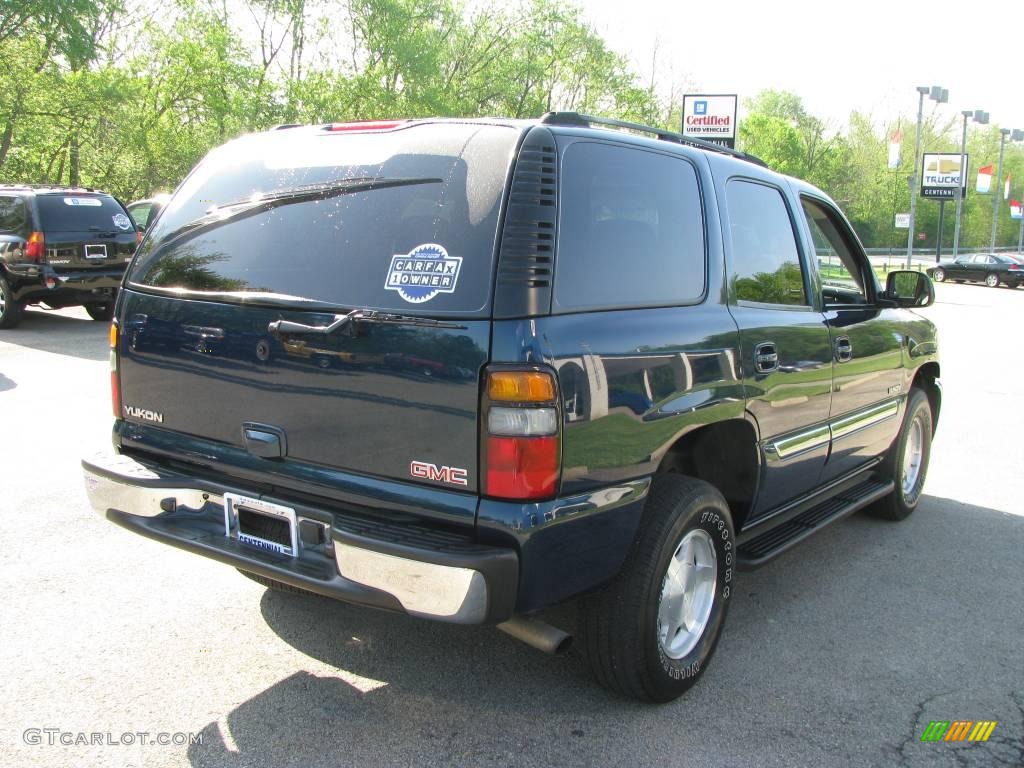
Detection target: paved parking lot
<box><xmin>1</xmin><ymin>282</ymin><xmax>1021</xmax><ymax>768</ymax></box>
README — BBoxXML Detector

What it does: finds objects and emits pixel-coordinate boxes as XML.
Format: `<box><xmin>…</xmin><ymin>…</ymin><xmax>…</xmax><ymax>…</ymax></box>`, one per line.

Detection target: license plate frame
<box><xmin>224</xmin><ymin>493</ymin><xmax>298</xmax><ymax>557</ymax></box>
<box><xmin>84</xmin><ymin>243</ymin><xmax>108</xmax><ymax>260</ymax></box>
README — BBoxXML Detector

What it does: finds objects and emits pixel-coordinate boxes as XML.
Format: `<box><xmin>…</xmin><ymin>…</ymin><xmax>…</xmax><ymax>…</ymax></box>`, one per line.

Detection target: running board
<box><xmin>736</xmin><ymin>479</ymin><xmax>894</xmax><ymax>569</ymax></box>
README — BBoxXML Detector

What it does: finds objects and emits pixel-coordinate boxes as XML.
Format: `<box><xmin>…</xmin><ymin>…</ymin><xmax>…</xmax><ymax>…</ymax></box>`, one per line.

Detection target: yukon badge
<box><xmin>410</xmin><ymin>460</ymin><xmax>468</xmax><ymax>486</ymax></box>
<box><xmin>123</xmin><ymin>405</ymin><xmax>164</xmax><ymax>423</ymax></box>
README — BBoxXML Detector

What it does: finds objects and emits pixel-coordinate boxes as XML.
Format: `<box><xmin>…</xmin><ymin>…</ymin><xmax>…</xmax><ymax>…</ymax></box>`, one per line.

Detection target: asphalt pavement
<box><xmin>0</xmin><ymin>282</ymin><xmax>1021</xmax><ymax>768</ymax></box>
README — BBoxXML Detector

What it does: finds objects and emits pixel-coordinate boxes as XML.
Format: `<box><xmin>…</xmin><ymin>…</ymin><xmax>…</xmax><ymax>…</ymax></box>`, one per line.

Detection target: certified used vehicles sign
<box><xmin>681</xmin><ymin>94</ymin><xmax>738</xmax><ymax>149</ymax></box>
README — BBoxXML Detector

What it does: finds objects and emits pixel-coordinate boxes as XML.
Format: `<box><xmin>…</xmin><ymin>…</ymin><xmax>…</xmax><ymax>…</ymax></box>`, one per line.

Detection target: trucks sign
<box><xmin>921</xmin><ymin>153</ymin><xmax>969</xmax><ymax>200</ymax></box>
<box><xmin>682</xmin><ymin>94</ymin><xmax>738</xmax><ymax>149</ymax></box>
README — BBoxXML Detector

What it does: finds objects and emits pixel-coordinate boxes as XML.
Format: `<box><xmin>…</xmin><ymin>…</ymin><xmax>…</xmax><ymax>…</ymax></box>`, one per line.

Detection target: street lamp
<box><xmin>951</xmin><ymin>109</ymin><xmax>989</xmax><ymax>260</ymax></box>
<box><xmin>990</xmin><ymin>128</ymin><xmax>1024</xmax><ymax>251</ymax></box>
<box><xmin>906</xmin><ymin>85</ymin><xmax>948</xmax><ymax>267</ymax></box>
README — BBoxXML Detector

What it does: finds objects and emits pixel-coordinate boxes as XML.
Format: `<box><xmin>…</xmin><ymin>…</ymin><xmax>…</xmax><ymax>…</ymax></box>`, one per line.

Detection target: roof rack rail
<box><xmin>271</xmin><ymin>123</ymin><xmax>304</xmax><ymax>130</ymax></box>
<box><xmin>539</xmin><ymin>112</ymin><xmax>767</xmax><ymax>168</ymax></box>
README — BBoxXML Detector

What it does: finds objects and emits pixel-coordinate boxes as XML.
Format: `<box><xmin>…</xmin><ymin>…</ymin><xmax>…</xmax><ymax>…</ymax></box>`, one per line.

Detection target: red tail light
<box><xmin>482</xmin><ymin>368</ymin><xmax>560</xmax><ymax>500</ymax></box>
<box><xmin>325</xmin><ymin>120</ymin><xmax>403</xmax><ymax>132</ymax></box>
<box><xmin>109</xmin><ymin>322</ymin><xmax>121</xmax><ymax>418</ymax></box>
<box><xmin>1010</xmin><ymin>264</ymin><xmax>1021</xmax><ymax>271</ymax></box>
<box><xmin>25</xmin><ymin>231</ymin><xmax>44</xmax><ymax>261</ymax></box>
<box><xmin>485</xmin><ymin>436</ymin><xmax>559</xmax><ymax>499</ymax></box>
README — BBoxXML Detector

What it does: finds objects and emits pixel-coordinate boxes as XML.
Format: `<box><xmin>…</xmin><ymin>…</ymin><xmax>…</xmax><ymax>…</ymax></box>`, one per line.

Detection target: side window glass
<box><xmin>129</xmin><ymin>204</ymin><xmax>152</xmax><ymax>229</ymax></box>
<box><xmin>554</xmin><ymin>142</ymin><xmax>705</xmax><ymax>311</ymax></box>
<box><xmin>726</xmin><ymin>180</ymin><xmax>807</xmax><ymax>306</ymax></box>
<box><xmin>799</xmin><ymin>197</ymin><xmax>869</xmax><ymax>306</ymax></box>
<box><xmin>0</xmin><ymin>196</ymin><xmax>27</xmax><ymax>232</ymax></box>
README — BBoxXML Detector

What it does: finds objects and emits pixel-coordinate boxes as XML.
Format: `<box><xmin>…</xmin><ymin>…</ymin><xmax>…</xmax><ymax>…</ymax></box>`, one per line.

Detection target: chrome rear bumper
<box><xmin>83</xmin><ymin>452</ymin><xmax>516</xmax><ymax>624</ymax></box>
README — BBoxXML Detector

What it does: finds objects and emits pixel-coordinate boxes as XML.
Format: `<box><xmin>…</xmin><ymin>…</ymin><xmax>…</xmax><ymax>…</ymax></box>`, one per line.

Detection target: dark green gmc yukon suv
<box><xmin>83</xmin><ymin>113</ymin><xmax>940</xmax><ymax>702</ymax></box>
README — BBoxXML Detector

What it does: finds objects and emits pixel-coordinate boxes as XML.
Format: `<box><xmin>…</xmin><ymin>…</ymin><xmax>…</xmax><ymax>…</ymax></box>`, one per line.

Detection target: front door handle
<box><xmin>754</xmin><ymin>342</ymin><xmax>779</xmax><ymax>373</ymax></box>
<box><xmin>834</xmin><ymin>336</ymin><xmax>853</xmax><ymax>363</ymax></box>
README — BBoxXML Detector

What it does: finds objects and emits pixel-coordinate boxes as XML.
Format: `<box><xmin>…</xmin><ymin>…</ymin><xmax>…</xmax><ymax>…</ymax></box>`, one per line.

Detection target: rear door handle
<box><xmin>834</xmin><ymin>336</ymin><xmax>853</xmax><ymax>363</ymax></box>
<box><xmin>754</xmin><ymin>342</ymin><xmax>779</xmax><ymax>373</ymax></box>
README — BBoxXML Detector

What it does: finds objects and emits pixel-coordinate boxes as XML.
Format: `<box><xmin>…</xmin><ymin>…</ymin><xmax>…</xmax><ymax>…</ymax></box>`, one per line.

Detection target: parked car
<box><xmin>927</xmin><ymin>252</ymin><xmax>1024</xmax><ymax>287</ymax></box>
<box><xmin>126</xmin><ymin>193</ymin><xmax>171</xmax><ymax>232</ymax></box>
<box><xmin>0</xmin><ymin>185</ymin><xmax>139</xmax><ymax>328</ymax></box>
<box><xmin>83</xmin><ymin>114</ymin><xmax>940</xmax><ymax>702</ymax></box>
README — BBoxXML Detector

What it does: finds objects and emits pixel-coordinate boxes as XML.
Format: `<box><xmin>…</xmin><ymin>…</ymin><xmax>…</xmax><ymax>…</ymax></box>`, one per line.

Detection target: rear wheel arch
<box><xmin>656</xmin><ymin>419</ymin><xmax>759</xmax><ymax>531</ymax></box>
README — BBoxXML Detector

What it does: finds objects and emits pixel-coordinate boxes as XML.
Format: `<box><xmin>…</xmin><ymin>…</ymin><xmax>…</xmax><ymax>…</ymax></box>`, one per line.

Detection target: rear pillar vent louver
<box><xmin>494</xmin><ymin>127</ymin><xmax>557</xmax><ymax>318</ymax></box>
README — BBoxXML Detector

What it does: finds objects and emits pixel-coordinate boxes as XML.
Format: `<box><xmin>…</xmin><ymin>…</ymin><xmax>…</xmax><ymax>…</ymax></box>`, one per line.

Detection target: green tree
<box><xmin>738</xmin><ymin>90</ymin><xmax>852</xmax><ymax>198</ymax></box>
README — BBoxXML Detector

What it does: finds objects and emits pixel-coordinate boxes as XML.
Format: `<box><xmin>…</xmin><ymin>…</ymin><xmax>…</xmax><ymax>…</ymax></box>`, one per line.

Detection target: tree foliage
<box><xmin>1</xmin><ymin>0</ymin><xmax>1021</xmax><ymax>248</ymax></box>
<box><xmin>737</xmin><ymin>90</ymin><xmax>1024</xmax><ymax>250</ymax></box>
<box><xmin>0</xmin><ymin>0</ymin><xmax>660</xmax><ymax>200</ymax></box>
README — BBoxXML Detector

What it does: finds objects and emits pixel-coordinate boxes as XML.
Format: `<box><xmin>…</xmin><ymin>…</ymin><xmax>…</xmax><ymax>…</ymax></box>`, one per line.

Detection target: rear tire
<box><xmin>237</xmin><ymin>569</ymin><xmax>322</xmax><ymax>597</ymax></box>
<box><xmin>985</xmin><ymin>274</ymin><xmax>999</xmax><ymax>288</ymax></box>
<box><xmin>931</xmin><ymin>268</ymin><xmax>946</xmax><ymax>282</ymax></box>
<box><xmin>579</xmin><ymin>475</ymin><xmax>734</xmax><ymax>702</ymax></box>
<box><xmin>0</xmin><ymin>273</ymin><xmax>24</xmax><ymax>329</ymax></box>
<box><xmin>85</xmin><ymin>303</ymin><xmax>115</xmax><ymax>321</ymax></box>
<box><xmin>868</xmin><ymin>388</ymin><xmax>933</xmax><ymax>521</ymax></box>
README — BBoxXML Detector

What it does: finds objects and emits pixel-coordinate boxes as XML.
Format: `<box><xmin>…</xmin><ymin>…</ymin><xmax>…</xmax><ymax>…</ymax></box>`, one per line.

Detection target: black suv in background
<box><xmin>0</xmin><ymin>185</ymin><xmax>138</xmax><ymax>328</ymax></box>
<box><xmin>83</xmin><ymin>115</ymin><xmax>940</xmax><ymax>702</ymax></box>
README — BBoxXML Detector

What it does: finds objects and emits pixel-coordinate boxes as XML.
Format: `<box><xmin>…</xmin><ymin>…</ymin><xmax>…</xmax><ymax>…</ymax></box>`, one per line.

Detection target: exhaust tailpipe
<box><xmin>497</xmin><ymin>615</ymin><xmax>572</xmax><ymax>655</ymax></box>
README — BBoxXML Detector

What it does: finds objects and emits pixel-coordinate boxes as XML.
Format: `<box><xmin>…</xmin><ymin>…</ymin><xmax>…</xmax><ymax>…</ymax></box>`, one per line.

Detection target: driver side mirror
<box><xmin>883</xmin><ymin>270</ymin><xmax>934</xmax><ymax>308</ymax></box>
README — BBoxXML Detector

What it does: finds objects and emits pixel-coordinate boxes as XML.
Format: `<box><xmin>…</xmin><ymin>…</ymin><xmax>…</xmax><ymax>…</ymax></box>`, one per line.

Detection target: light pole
<box><xmin>906</xmin><ymin>85</ymin><xmax>948</xmax><ymax>267</ymax></box>
<box><xmin>952</xmin><ymin>109</ymin><xmax>989</xmax><ymax>260</ymax></box>
<box><xmin>990</xmin><ymin>128</ymin><xmax>1024</xmax><ymax>251</ymax></box>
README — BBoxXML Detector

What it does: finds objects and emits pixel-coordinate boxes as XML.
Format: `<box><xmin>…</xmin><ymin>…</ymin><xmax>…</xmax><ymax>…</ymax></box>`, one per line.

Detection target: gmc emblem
<box><xmin>409</xmin><ymin>460</ymin><xmax>468</xmax><ymax>487</ymax></box>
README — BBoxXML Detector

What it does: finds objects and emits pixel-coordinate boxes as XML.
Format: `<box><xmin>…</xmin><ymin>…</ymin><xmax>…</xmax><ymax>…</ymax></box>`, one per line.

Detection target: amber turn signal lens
<box><xmin>108</xmin><ymin>322</ymin><xmax>118</xmax><ymax>348</ymax></box>
<box><xmin>487</xmin><ymin>371</ymin><xmax>556</xmax><ymax>402</ymax></box>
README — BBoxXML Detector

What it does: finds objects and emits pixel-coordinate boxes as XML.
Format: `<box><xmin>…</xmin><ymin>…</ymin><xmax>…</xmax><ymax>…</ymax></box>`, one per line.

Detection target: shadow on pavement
<box><xmin>0</xmin><ymin>372</ymin><xmax>14</xmax><ymax>391</ymax></box>
<box><xmin>186</xmin><ymin>496</ymin><xmax>1024</xmax><ymax>768</ymax></box>
<box><xmin>0</xmin><ymin>309</ymin><xmax>108</xmax><ymax>362</ymax></box>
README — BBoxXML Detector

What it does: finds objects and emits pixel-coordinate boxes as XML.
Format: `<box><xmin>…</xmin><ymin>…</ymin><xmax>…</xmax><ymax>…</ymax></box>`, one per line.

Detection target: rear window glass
<box><xmin>36</xmin><ymin>195</ymin><xmax>132</xmax><ymax>233</ymax></box>
<box><xmin>0</xmin><ymin>196</ymin><xmax>26</xmax><ymax>231</ymax></box>
<box><xmin>128</xmin><ymin>124</ymin><xmax>518</xmax><ymax>316</ymax></box>
<box><xmin>553</xmin><ymin>141</ymin><xmax>705</xmax><ymax>312</ymax></box>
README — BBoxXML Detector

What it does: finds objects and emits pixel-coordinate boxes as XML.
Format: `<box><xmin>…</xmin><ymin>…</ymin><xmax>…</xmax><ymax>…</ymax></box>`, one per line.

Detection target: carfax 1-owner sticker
<box><xmin>385</xmin><ymin>243</ymin><xmax>462</xmax><ymax>304</ymax></box>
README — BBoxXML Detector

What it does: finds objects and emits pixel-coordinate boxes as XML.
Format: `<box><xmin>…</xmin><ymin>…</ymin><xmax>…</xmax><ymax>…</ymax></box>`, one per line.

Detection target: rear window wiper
<box><xmin>155</xmin><ymin>176</ymin><xmax>443</xmax><ymax>248</ymax></box>
<box><xmin>268</xmin><ymin>308</ymin><xmax>466</xmax><ymax>336</ymax></box>
<box><xmin>213</xmin><ymin>176</ymin><xmax>442</xmax><ymax>212</ymax></box>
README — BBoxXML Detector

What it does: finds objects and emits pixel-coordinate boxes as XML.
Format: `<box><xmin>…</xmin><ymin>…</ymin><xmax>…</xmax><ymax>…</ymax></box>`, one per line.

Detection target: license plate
<box><xmin>224</xmin><ymin>494</ymin><xmax>298</xmax><ymax>557</ymax></box>
<box><xmin>84</xmin><ymin>243</ymin><xmax>107</xmax><ymax>260</ymax></box>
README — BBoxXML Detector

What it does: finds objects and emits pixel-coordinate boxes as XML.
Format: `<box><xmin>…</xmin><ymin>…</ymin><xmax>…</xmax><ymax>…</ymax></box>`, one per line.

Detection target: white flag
<box><xmin>976</xmin><ymin>165</ymin><xmax>993</xmax><ymax>194</ymax></box>
<box><xmin>887</xmin><ymin>130</ymin><xmax>901</xmax><ymax>170</ymax></box>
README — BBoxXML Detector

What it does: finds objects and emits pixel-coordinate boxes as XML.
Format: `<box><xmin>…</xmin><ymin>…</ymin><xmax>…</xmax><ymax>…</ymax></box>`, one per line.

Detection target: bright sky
<box><xmin>577</xmin><ymin>0</ymin><xmax>1023</xmax><ymax>135</ymax></box>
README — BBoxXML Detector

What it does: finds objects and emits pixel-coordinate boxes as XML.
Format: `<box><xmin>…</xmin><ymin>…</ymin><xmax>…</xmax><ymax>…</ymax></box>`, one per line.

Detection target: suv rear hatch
<box><xmin>35</xmin><ymin>193</ymin><xmax>137</xmax><ymax>269</ymax></box>
<box><xmin>118</xmin><ymin>121</ymin><xmax>522</xmax><ymax>495</ymax></box>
